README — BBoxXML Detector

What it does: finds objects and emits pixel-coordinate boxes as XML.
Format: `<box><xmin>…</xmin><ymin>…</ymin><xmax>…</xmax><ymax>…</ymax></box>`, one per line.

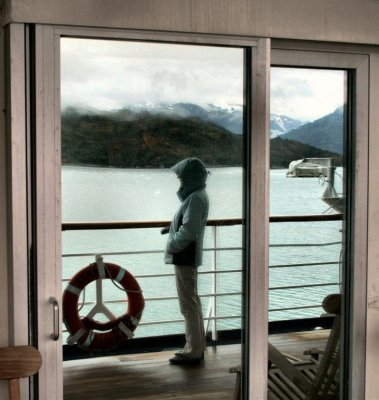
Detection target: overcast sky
<box><xmin>61</xmin><ymin>38</ymin><xmax>345</xmax><ymax>122</ymax></box>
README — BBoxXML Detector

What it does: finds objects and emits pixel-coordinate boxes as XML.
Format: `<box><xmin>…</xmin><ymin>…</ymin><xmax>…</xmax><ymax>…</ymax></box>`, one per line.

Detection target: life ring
<box><xmin>62</xmin><ymin>258</ymin><xmax>144</xmax><ymax>351</ymax></box>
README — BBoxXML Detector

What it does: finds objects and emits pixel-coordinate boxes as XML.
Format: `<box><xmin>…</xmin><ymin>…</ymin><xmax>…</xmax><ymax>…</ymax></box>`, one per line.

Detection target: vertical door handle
<box><xmin>49</xmin><ymin>297</ymin><xmax>60</xmax><ymax>341</ymax></box>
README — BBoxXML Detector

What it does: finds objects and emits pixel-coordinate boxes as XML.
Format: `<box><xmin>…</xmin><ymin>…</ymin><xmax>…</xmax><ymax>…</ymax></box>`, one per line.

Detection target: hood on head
<box><xmin>171</xmin><ymin>158</ymin><xmax>208</xmax><ymax>200</ymax></box>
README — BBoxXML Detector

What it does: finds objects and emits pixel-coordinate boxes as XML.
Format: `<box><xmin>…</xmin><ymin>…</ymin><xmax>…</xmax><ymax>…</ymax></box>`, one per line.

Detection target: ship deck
<box><xmin>63</xmin><ymin>329</ymin><xmax>329</xmax><ymax>400</ymax></box>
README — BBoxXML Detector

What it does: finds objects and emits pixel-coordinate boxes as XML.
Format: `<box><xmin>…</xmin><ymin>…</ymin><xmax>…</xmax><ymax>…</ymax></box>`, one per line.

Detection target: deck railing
<box><xmin>62</xmin><ymin>214</ymin><xmax>343</xmax><ymax>341</ymax></box>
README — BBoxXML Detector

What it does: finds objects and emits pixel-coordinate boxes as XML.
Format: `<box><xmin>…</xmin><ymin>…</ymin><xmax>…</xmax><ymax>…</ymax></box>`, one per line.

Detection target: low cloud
<box><xmin>271</xmin><ymin>68</ymin><xmax>345</xmax><ymax>121</ymax></box>
<box><xmin>61</xmin><ymin>38</ymin><xmax>244</xmax><ymax>109</ymax></box>
<box><xmin>61</xmin><ymin>39</ymin><xmax>345</xmax><ymax>121</ymax></box>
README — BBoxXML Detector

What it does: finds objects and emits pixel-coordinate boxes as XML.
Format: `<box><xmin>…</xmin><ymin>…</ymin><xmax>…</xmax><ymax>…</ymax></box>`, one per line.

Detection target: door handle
<box><xmin>49</xmin><ymin>297</ymin><xmax>60</xmax><ymax>341</ymax></box>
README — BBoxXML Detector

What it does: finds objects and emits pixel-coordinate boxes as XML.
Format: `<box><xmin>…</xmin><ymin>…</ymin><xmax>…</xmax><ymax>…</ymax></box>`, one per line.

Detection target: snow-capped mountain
<box><xmin>120</xmin><ymin>103</ymin><xmax>304</xmax><ymax>136</ymax></box>
<box><xmin>117</xmin><ymin>102</ymin><xmax>243</xmax><ymax>134</ymax></box>
<box><xmin>204</xmin><ymin>104</ymin><xmax>243</xmax><ymax>134</ymax></box>
<box><xmin>127</xmin><ymin>103</ymin><xmax>210</xmax><ymax>120</ymax></box>
<box><xmin>63</xmin><ymin>103</ymin><xmax>305</xmax><ymax>136</ymax></box>
<box><xmin>270</xmin><ymin>114</ymin><xmax>306</xmax><ymax>138</ymax></box>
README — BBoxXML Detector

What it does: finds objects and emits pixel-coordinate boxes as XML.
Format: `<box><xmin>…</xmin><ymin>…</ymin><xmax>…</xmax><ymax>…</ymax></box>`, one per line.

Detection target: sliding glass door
<box><xmin>33</xmin><ymin>27</ymin><xmax>270</xmax><ymax>399</ymax></box>
<box><xmin>270</xmin><ymin>48</ymin><xmax>369</xmax><ymax>399</ymax></box>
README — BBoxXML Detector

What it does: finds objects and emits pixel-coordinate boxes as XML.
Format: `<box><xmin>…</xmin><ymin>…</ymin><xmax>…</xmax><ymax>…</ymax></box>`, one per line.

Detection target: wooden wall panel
<box><xmin>3</xmin><ymin>21</ymin><xmax>29</xmax><ymax>400</ymax></box>
<box><xmin>2</xmin><ymin>0</ymin><xmax>379</xmax><ymax>46</ymax></box>
<box><xmin>5</xmin><ymin>23</ymin><xmax>28</xmax><ymax>346</ymax></box>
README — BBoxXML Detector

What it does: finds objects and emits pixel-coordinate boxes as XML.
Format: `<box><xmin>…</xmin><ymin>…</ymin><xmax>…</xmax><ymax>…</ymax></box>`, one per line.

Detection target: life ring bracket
<box><xmin>62</xmin><ymin>256</ymin><xmax>144</xmax><ymax>352</ymax></box>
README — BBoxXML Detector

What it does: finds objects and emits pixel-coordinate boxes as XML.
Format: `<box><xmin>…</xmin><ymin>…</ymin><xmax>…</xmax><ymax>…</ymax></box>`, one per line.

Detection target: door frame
<box><xmin>32</xmin><ymin>25</ymin><xmax>271</xmax><ymax>399</ymax></box>
<box><xmin>271</xmin><ymin>43</ymin><xmax>369</xmax><ymax>400</ymax></box>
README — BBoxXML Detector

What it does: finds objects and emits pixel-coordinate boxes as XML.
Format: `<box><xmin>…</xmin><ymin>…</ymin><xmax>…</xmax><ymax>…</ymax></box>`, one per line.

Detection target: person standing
<box><xmin>163</xmin><ymin>157</ymin><xmax>209</xmax><ymax>365</ymax></box>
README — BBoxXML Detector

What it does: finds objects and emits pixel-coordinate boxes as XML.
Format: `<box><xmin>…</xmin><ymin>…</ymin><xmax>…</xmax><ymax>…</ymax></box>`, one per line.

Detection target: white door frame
<box><xmin>34</xmin><ymin>24</ymin><xmax>63</xmax><ymax>400</ymax></box>
<box><xmin>5</xmin><ymin>23</ymin><xmax>29</xmax><ymax>346</ymax></box>
<box><xmin>33</xmin><ymin>25</ymin><xmax>271</xmax><ymax>399</ymax></box>
<box><xmin>271</xmin><ymin>44</ymin><xmax>369</xmax><ymax>400</ymax></box>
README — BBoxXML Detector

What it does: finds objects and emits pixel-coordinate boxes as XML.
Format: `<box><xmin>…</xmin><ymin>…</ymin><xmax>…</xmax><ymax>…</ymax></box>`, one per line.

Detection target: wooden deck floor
<box><xmin>63</xmin><ymin>330</ymin><xmax>329</xmax><ymax>400</ymax></box>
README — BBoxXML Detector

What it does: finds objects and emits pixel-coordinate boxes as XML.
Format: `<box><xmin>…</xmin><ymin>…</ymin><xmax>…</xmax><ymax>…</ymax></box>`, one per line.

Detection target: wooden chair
<box><xmin>0</xmin><ymin>346</ymin><xmax>42</xmax><ymax>400</ymax></box>
<box><xmin>229</xmin><ymin>294</ymin><xmax>341</xmax><ymax>400</ymax></box>
<box><xmin>268</xmin><ymin>293</ymin><xmax>341</xmax><ymax>400</ymax></box>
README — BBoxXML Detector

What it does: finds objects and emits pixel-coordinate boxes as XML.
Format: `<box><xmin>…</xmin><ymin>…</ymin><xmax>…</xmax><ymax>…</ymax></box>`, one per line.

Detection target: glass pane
<box><xmin>61</xmin><ymin>38</ymin><xmax>246</xmax><ymax>399</ymax></box>
<box><xmin>268</xmin><ymin>67</ymin><xmax>346</xmax><ymax>399</ymax></box>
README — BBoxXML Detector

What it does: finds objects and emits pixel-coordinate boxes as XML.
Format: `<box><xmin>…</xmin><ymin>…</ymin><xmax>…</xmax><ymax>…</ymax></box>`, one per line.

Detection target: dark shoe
<box><xmin>169</xmin><ymin>353</ymin><xmax>204</xmax><ymax>366</ymax></box>
<box><xmin>175</xmin><ymin>351</ymin><xmax>204</xmax><ymax>357</ymax></box>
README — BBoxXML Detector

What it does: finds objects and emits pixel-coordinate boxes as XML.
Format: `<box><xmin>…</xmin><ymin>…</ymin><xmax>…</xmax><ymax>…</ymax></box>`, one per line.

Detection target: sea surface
<box><xmin>62</xmin><ymin>166</ymin><xmax>343</xmax><ymax>338</ymax></box>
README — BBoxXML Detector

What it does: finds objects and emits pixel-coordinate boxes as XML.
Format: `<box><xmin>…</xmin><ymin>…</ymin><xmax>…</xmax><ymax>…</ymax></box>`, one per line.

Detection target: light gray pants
<box><xmin>175</xmin><ymin>265</ymin><xmax>206</xmax><ymax>358</ymax></box>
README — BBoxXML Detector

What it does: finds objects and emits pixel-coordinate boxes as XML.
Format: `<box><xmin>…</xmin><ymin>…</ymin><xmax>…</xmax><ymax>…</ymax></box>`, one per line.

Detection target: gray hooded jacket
<box><xmin>164</xmin><ymin>158</ymin><xmax>209</xmax><ymax>267</ymax></box>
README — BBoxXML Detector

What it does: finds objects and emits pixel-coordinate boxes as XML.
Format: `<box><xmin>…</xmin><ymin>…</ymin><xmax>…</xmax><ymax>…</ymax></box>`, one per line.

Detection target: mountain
<box><xmin>281</xmin><ymin>107</ymin><xmax>344</xmax><ymax>154</ymax></box>
<box><xmin>110</xmin><ymin>103</ymin><xmax>244</xmax><ymax>134</ymax></box>
<box><xmin>63</xmin><ymin>103</ymin><xmax>305</xmax><ymax>137</ymax></box>
<box><xmin>204</xmin><ymin>104</ymin><xmax>243</xmax><ymax>135</ymax></box>
<box><xmin>61</xmin><ymin>108</ymin><xmax>339</xmax><ymax>169</ymax></box>
<box><xmin>270</xmin><ymin>114</ymin><xmax>306</xmax><ymax>138</ymax></box>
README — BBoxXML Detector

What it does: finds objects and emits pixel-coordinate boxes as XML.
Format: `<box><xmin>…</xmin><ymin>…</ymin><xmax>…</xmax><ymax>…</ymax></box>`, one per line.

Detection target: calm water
<box><xmin>62</xmin><ymin>166</ymin><xmax>343</xmax><ymax>338</ymax></box>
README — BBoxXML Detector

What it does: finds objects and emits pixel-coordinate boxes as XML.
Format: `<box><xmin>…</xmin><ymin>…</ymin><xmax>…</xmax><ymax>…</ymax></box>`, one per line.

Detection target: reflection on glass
<box><xmin>268</xmin><ymin>67</ymin><xmax>346</xmax><ymax>399</ymax></box>
<box><xmin>61</xmin><ymin>38</ymin><xmax>245</xmax><ymax>398</ymax></box>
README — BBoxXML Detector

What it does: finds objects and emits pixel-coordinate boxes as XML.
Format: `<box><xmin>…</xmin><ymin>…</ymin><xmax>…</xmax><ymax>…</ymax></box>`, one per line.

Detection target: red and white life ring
<box><xmin>62</xmin><ymin>259</ymin><xmax>144</xmax><ymax>351</ymax></box>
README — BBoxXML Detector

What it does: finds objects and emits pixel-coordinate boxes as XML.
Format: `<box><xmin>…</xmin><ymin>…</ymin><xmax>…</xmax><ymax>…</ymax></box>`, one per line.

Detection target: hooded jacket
<box><xmin>164</xmin><ymin>158</ymin><xmax>209</xmax><ymax>267</ymax></box>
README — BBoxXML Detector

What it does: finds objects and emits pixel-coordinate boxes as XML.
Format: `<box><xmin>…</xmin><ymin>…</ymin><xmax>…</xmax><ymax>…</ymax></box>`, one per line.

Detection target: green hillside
<box><xmin>61</xmin><ymin>109</ymin><xmax>340</xmax><ymax>169</ymax></box>
<box><xmin>62</xmin><ymin>111</ymin><xmax>243</xmax><ymax>168</ymax></box>
<box><xmin>270</xmin><ymin>137</ymin><xmax>341</xmax><ymax>169</ymax></box>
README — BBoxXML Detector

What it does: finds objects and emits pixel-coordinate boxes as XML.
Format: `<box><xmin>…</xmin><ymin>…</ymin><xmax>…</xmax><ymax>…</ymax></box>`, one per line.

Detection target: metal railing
<box><xmin>62</xmin><ymin>214</ymin><xmax>343</xmax><ymax>341</ymax></box>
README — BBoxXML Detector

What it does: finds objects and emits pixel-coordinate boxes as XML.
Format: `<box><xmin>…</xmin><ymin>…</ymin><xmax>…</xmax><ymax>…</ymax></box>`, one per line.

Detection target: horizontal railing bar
<box><xmin>269</xmin><ymin>282</ymin><xmax>339</xmax><ymax>291</ymax></box>
<box><xmin>62</xmin><ymin>214</ymin><xmax>342</xmax><ymax>231</ymax></box>
<box><xmin>145</xmin><ymin>292</ymin><xmax>242</xmax><ymax>301</ymax></box>
<box><xmin>269</xmin><ymin>261</ymin><xmax>339</xmax><ymax>269</ymax></box>
<box><xmin>270</xmin><ymin>241</ymin><xmax>341</xmax><ymax>248</ymax></box>
<box><xmin>127</xmin><ymin>269</ymin><xmax>242</xmax><ymax>279</ymax></box>
<box><xmin>62</xmin><ymin>219</ymin><xmax>242</xmax><ymax>231</ymax></box>
<box><xmin>269</xmin><ymin>304</ymin><xmax>322</xmax><ymax>312</ymax></box>
<box><xmin>270</xmin><ymin>214</ymin><xmax>342</xmax><ymax>222</ymax></box>
<box><xmin>62</xmin><ymin>250</ymin><xmax>164</xmax><ymax>258</ymax></box>
<box><xmin>62</xmin><ymin>268</ymin><xmax>243</xmax><ymax>282</ymax></box>
<box><xmin>74</xmin><ymin>291</ymin><xmax>242</xmax><ymax>306</ymax></box>
<box><xmin>139</xmin><ymin>315</ymin><xmax>241</xmax><ymax>326</ymax></box>
<box><xmin>61</xmin><ymin>246</ymin><xmax>241</xmax><ymax>258</ymax></box>
<box><xmin>62</xmin><ymin>314</ymin><xmax>242</xmax><ymax>333</ymax></box>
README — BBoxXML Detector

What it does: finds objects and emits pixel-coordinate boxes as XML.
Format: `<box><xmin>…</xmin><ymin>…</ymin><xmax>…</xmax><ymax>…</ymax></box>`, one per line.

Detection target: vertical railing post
<box><xmin>86</xmin><ymin>254</ymin><xmax>115</xmax><ymax>320</ymax></box>
<box><xmin>211</xmin><ymin>225</ymin><xmax>218</xmax><ymax>342</ymax></box>
<box><xmin>95</xmin><ymin>254</ymin><xmax>104</xmax><ymax>312</ymax></box>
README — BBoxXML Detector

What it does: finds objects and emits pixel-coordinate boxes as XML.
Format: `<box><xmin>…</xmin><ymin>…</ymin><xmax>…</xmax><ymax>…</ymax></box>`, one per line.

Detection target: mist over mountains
<box><xmin>68</xmin><ymin>103</ymin><xmax>244</xmax><ymax>135</ymax></box>
<box><xmin>66</xmin><ymin>103</ymin><xmax>307</xmax><ymax>137</ymax></box>
<box><xmin>61</xmin><ymin>103</ymin><xmax>343</xmax><ymax>169</ymax></box>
